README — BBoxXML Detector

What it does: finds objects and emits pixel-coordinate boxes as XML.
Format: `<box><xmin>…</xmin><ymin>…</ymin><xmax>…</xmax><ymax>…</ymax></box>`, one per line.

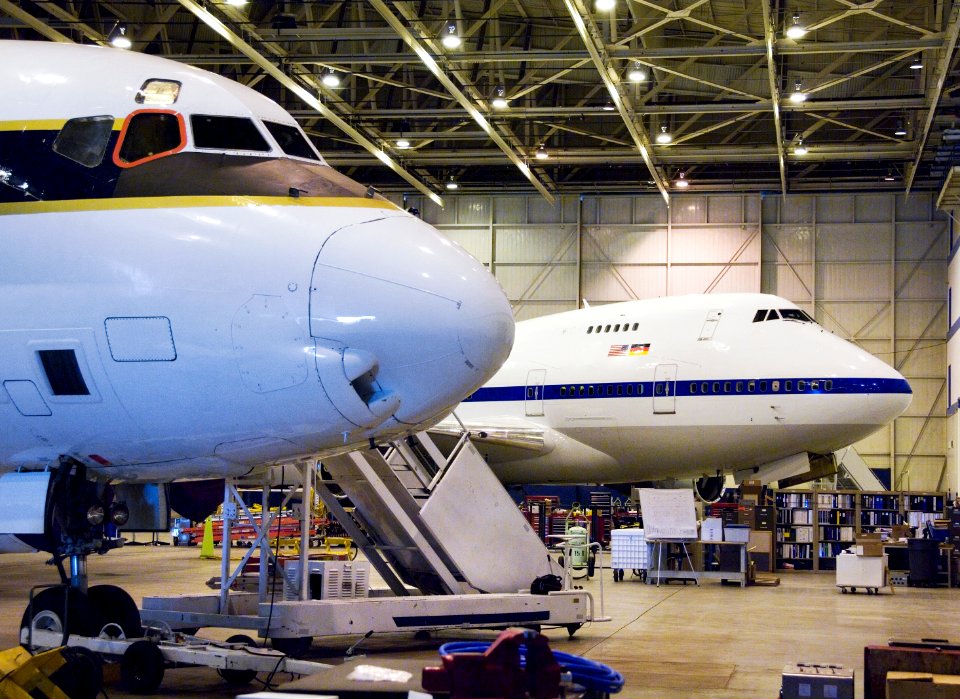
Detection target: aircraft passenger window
<box><xmin>637</xmin><ymin>384</ymin><xmax>644</xmax><ymax>395</ymax></box>
<box><xmin>785</xmin><ymin>380</ymin><xmax>793</xmax><ymax>392</ymax></box>
<box><xmin>604</xmin><ymin>325</ymin><xmax>611</xmax><ymax>332</ymax></box>
<box><xmin>772</xmin><ymin>381</ymin><xmax>780</xmax><ymax>392</ymax></box>
<box><xmin>627</xmin><ymin>385</ymin><xmax>634</xmax><ymax>396</ymax></box>
<box><xmin>527</xmin><ymin>387</ymin><xmax>535</xmax><ymax>398</ymax></box>
<box><xmin>798</xmin><ymin>380</ymin><xmax>807</xmax><ymax>392</ymax></box>
<box><xmin>691</xmin><ymin>383</ymin><xmax>698</xmax><ymax>394</ymax></box>
<box><xmin>632</xmin><ymin>323</ymin><xmax>639</xmax><ymax>331</ymax></box>
<box><xmin>114</xmin><ymin>111</ymin><xmax>185</xmax><ymax>167</ymax></box>
<box><xmin>586</xmin><ymin>327</ymin><xmax>593</xmax><ymax>334</ymax></box>
<box><xmin>724</xmin><ymin>382</ymin><xmax>731</xmax><ymax>393</ymax></box>
<box><xmin>578</xmin><ymin>386</ymin><xmax>585</xmax><ymax>396</ymax></box>
<box><xmin>560</xmin><ymin>387</ymin><xmax>567</xmax><ymax>397</ymax></box>
<box><xmin>655</xmin><ymin>384</ymin><xmax>663</xmax><ymax>396</ymax></box>
<box><xmin>753</xmin><ymin>310</ymin><xmax>767</xmax><ymax>323</ymax></box>
<box><xmin>701</xmin><ymin>382</ymin><xmax>708</xmax><ymax>394</ymax></box>
<box><xmin>53</xmin><ymin>116</ymin><xmax>114</xmax><ymax>168</ymax></box>
<box><xmin>617</xmin><ymin>385</ymin><xmax>623</xmax><ymax>396</ymax></box>
<box><xmin>811</xmin><ymin>380</ymin><xmax>819</xmax><ymax>391</ymax></box>
<box><xmin>736</xmin><ymin>382</ymin><xmax>743</xmax><ymax>393</ymax></box>
<box><xmin>614</xmin><ymin>324</ymin><xmax>620</xmax><ymax>332</ymax></box>
<box><xmin>588</xmin><ymin>386</ymin><xmax>595</xmax><ymax>396</ymax></box>
<box><xmin>712</xmin><ymin>382</ymin><xmax>720</xmax><ymax>394</ymax></box>
<box><xmin>263</xmin><ymin>121</ymin><xmax>320</xmax><ymax>160</ymax></box>
<box><xmin>191</xmin><ymin>115</ymin><xmax>270</xmax><ymax>152</ymax></box>
<box><xmin>765</xmin><ymin>310</ymin><xmax>780</xmax><ymax>321</ymax></box>
<box><xmin>760</xmin><ymin>381</ymin><xmax>768</xmax><ymax>392</ymax></box>
<box><xmin>748</xmin><ymin>381</ymin><xmax>755</xmax><ymax>393</ymax></box>
<box><xmin>825</xmin><ymin>380</ymin><xmax>833</xmax><ymax>391</ymax></box>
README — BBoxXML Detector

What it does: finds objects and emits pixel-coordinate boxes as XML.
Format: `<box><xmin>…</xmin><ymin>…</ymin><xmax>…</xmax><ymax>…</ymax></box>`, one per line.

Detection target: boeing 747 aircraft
<box><xmin>440</xmin><ymin>293</ymin><xmax>911</xmax><ymax>500</ymax></box>
<box><xmin>0</xmin><ymin>40</ymin><xmax>513</xmax><ymax>637</ymax></box>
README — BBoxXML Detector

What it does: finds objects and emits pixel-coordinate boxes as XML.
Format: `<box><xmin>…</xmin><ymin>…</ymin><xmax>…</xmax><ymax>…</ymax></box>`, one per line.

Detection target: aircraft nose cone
<box><xmin>309</xmin><ymin>212</ymin><xmax>514</xmax><ymax>427</ymax></box>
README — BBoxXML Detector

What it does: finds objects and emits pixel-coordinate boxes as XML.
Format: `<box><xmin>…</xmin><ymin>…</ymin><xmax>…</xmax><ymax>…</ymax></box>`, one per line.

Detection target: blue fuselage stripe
<box><xmin>463</xmin><ymin>378</ymin><xmax>911</xmax><ymax>403</ymax></box>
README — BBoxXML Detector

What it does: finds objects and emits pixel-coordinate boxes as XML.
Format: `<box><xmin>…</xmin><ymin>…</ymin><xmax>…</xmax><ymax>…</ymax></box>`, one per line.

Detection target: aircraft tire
<box><xmin>217</xmin><ymin>634</ymin><xmax>259</xmax><ymax>685</ymax></box>
<box><xmin>51</xmin><ymin>646</ymin><xmax>103</xmax><ymax>699</ymax></box>
<box><xmin>87</xmin><ymin>584</ymin><xmax>142</xmax><ymax>639</ymax></box>
<box><xmin>20</xmin><ymin>586</ymin><xmax>104</xmax><ymax>648</ymax></box>
<box><xmin>121</xmin><ymin>640</ymin><xmax>165</xmax><ymax>694</ymax></box>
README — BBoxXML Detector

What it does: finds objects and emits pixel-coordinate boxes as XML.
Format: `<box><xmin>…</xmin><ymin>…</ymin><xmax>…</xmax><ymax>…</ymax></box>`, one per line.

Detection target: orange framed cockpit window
<box><xmin>112</xmin><ymin>109</ymin><xmax>187</xmax><ymax>168</ymax></box>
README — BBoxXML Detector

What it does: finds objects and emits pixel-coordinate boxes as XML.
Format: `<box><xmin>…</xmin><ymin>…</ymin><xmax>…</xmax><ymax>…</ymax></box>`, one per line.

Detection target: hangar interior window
<box><xmin>37</xmin><ymin>349</ymin><xmax>89</xmax><ymax>396</ymax></box>
<box><xmin>53</xmin><ymin>116</ymin><xmax>114</xmax><ymax>168</ymax></box>
<box><xmin>264</xmin><ymin>121</ymin><xmax>320</xmax><ymax>161</ymax></box>
<box><xmin>191</xmin><ymin>115</ymin><xmax>270</xmax><ymax>152</ymax></box>
<box><xmin>115</xmin><ymin>111</ymin><xmax>185</xmax><ymax>166</ymax></box>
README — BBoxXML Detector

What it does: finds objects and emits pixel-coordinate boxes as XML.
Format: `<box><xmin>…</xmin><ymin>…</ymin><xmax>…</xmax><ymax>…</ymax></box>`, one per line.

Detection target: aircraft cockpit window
<box><xmin>780</xmin><ymin>309</ymin><xmax>814</xmax><ymax>323</ymax></box>
<box><xmin>264</xmin><ymin>121</ymin><xmax>320</xmax><ymax>160</ymax></box>
<box><xmin>765</xmin><ymin>309</ymin><xmax>780</xmax><ymax>321</ymax></box>
<box><xmin>114</xmin><ymin>110</ymin><xmax>186</xmax><ymax>167</ymax></box>
<box><xmin>53</xmin><ymin>116</ymin><xmax>114</xmax><ymax>168</ymax></box>
<box><xmin>135</xmin><ymin>79</ymin><xmax>181</xmax><ymax>106</ymax></box>
<box><xmin>752</xmin><ymin>310</ymin><xmax>767</xmax><ymax>323</ymax></box>
<box><xmin>191</xmin><ymin>115</ymin><xmax>270</xmax><ymax>152</ymax></box>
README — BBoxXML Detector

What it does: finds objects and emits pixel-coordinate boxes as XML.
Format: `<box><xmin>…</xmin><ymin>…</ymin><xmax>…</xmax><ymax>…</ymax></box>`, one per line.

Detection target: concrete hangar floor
<box><xmin>0</xmin><ymin>545</ymin><xmax>954</xmax><ymax>698</ymax></box>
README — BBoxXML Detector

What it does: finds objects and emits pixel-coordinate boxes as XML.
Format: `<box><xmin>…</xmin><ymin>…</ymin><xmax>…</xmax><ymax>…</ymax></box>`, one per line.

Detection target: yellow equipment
<box><xmin>0</xmin><ymin>646</ymin><xmax>69</xmax><ymax>699</ymax></box>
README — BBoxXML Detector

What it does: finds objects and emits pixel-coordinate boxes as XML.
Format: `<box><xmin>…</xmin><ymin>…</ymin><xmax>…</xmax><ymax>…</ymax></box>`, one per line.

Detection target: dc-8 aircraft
<box><xmin>442</xmin><ymin>293</ymin><xmax>911</xmax><ymax>500</ymax></box>
<box><xmin>0</xmin><ymin>40</ymin><xmax>513</xmax><ymax>633</ymax></box>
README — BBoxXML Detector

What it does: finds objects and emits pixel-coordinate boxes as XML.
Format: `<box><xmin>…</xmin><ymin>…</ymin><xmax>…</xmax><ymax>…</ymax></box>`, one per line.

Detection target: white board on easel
<box><xmin>637</xmin><ymin>488</ymin><xmax>697</xmax><ymax>540</ymax></box>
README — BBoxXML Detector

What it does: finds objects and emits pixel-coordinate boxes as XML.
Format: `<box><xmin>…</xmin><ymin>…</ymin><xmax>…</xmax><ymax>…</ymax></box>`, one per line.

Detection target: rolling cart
<box><xmin>610</xmin><ymin>528</ymin><xmax>647</xmax><ymax>582</ymax></box>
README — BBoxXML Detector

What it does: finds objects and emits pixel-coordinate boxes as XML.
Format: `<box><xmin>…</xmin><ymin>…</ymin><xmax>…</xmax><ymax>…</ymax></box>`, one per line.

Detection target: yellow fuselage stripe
<box><xmin>0</xmin><ymin>118</ymin><xmax>124</xmax><ymax>131</ymax></box>
<box><xmin>0</xmin><ymin>195</ymin><xmax>400</xmax><ymax>216</ymax></box>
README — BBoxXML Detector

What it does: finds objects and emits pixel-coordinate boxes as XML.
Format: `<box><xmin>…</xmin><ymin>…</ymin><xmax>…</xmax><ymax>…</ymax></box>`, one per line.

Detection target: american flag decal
<box><xmin>608</xmin><ymin>344</ymin><xmax>629</xmax><ymax>357</ymax></box>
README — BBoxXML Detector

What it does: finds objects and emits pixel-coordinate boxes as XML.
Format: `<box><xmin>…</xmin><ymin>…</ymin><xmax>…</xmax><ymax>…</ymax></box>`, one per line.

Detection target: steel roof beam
<box><xmin>562</xmin><ymin>0</ymin><xmax>670</xmax><ymax>204</ymax></box>
<box><xmin>368</xmin><ymin>0</ymin><xmax>555</xmax><ymax>203</ymax></box>
<box><xmin>0</xmin><ymin>0</ymin><xmax>72</xmax><ymax>42</ymax></box>
<box><xmin>907</xmin><ymin>1</ymin><xmax>960</xmax><ymax>192</ymax></box>
<box><xmin>761</xmin><ymin>0</ymin><xmax>787</xmax><ymax>195</ymax></box>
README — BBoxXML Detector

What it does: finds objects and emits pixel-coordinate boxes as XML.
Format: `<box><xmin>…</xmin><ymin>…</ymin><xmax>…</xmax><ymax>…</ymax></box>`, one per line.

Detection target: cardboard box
<box><xmin>782</xmin><ymin>664</ymin><xmax>854</xmax><ymax>699</ymax></box>
<box><xmin>741</xmin><ymin>479</ymin><xmax>762</xmax><ymax>505</ymax></box>
<box><xmin>701</xmin><ymin>517</ymin><xmax>723</xmax><ymax>542</ymax></box>
<box><xmin>886</xmin><ymin>671</ymin><xmax>960</xmax><ymax>699</ymax></box>
<box><xmin>725</xmin><ymin>523</ymin><xmax>751</xmax><ymax>543</ymax></box>
<box><xmin>857</xmin><ymin>533</ymin><xmax>884</xmax><ymax>557</ymax></box>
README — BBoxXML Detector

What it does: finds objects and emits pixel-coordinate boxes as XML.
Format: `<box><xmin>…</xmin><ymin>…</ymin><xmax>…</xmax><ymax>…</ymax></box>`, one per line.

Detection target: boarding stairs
<box><xmin>317</xmin><ymin>427</ymin><xmax>555</xmax><ymax>596</ymax></box>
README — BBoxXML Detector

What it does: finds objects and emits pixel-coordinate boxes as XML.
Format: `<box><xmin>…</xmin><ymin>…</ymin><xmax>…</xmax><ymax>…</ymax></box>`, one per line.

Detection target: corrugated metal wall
<box><xmin>397</xmin><ymin>191</ymin><xmax>948</xmax><ymax>491</ymax></box>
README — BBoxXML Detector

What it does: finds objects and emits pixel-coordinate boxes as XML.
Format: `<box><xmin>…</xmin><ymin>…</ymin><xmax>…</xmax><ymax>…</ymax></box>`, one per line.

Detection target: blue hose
<box><xmin>437</xmin><ymin>640</ymin><xmax>624</xmax><ymax>693</ymax></box>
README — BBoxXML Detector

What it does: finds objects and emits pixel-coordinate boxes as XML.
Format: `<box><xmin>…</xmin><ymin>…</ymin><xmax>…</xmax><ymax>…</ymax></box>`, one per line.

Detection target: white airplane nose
<box><xmin>309</xmin><ymin>213</ymin><xmax>514</xmax><ymax>429</ymax></box>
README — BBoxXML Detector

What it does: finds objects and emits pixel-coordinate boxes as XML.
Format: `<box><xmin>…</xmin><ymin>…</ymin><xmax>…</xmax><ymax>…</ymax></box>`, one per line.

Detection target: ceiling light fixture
<box><xmin>535</xmin><ymin>144</ymin><xmax>548</xmax><ymax>160</ymax></box>
<box><xmin>446</xmin><ymin>176</ymin><xmax>459</xmax><ymax>190</ymax></box>
<box><xmin>674</xmin><ymin>172</ymin><xmax>689</xmax><ymax>188</ymax></box>
<box><xmin>602</xmin><ymin>101</ymin><xmax>616</xmax><ymax>111</ymax></box>
<box><xmin>656</xmin><ymin>125</ymin><xmax>672</xmax><ymax>144</ymax></box>
<box><xmin>884</xmin><ymin>169</ymin><xmax>896</xmax><ymax>182</ymax></box>
<box><xmin>785</xmin><ymin>12</ymin><xmax>807</xmax><ymax>40</ymax></box>
<box><xmin>110</xmin><ymin>24</ymin><xmax>132</xmax><ymax>49</ymax></box>
<box><xmin>627</xmin><ymin>62</ymin><xmax>646</xmax><ymax>83</ymax></box>
<box><xmin>321</xmin><ymin>70</ymin><xmax>341</xmax><ymax>88</ymax></box>
<box><xmin>225</xmin><ymin>0</ymin><xmax>248</xmax><ymax>6</ymax></box>
<box><xmin>789</xmin><ymin>81</ymin><xmax>807</xmax><ymax>103</ymax></box>
<box><xmin>595</xmin><ymin>0</ymin><xmax>616</xmax><ymax>10</ymax></box>
<box><xmin>794</xmin><ymin>138</ymin><xmax>808</xmax><ymax>155</ymax></box>
<box><xmin>909</xmin><ymin>58</ymin><xmax>923</xmax><ymax>70</ymax></box>
<box><xmin>894</xmin><ymin>121</ymin><xmax>907</xmax><ymax>137</ymax></box>
<box><xmin>492</xmin><ymin>85</ymin><xmax>508</xmax><ymax>109</ymax></box>
<box><xmin>441</xmin><ymin>22</ymin><xmax>462</xmax><ymax>49</ymax></box>
<box><xmin>396</xmin><ymin>138</ymin><xmax>411</xmax><ymax>149</ymax></box>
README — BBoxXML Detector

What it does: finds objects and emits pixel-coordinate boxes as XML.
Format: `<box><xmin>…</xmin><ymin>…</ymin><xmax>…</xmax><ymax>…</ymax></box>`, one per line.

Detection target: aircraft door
<box><xmin>653</xmin><ymin>363</ymin><xmax>677</xmax><ymax>414</ymax></box>
<box><xmin>525</xmin><ymin>369</ymin><xmax>546</xmax><ymax>416</ymax></box>
<box><xmin>699</xmin><ymin>309</ymin><xmax>723</xmax><ymax>340</ymax></box>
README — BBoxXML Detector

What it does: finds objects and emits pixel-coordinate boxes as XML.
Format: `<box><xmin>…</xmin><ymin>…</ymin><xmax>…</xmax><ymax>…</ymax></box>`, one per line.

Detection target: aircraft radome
<box><xmin>0</xmin><ymin>39</ymin><xmax>513</xmax><ymax>633</ymax></box>
<box><xmin>436</xmin><ymin>293</ymin><xmax>911</xmax><ymax>500</ymax></box>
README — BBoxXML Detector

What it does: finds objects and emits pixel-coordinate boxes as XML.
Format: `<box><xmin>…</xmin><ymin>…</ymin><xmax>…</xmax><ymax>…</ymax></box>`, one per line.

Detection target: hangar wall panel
<box><xmin>403</xmin><ymin>191</ymin><xmax>947</xmax><ymax>491</ymax></box>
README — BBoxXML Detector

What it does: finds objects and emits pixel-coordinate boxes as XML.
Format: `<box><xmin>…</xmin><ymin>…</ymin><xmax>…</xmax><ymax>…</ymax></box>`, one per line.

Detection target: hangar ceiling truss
<box><xmin>2</xmin><ymin>0</ymin><xmax>959</xmax><ymax>199</ymax></box>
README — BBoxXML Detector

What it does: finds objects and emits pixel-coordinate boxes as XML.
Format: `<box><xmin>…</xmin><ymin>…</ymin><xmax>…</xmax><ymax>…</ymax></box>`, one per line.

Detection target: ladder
<box><xmin>317</xmin><ymin>428</ymin><xmax>556</xmax><ymax>597</ymax></box>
